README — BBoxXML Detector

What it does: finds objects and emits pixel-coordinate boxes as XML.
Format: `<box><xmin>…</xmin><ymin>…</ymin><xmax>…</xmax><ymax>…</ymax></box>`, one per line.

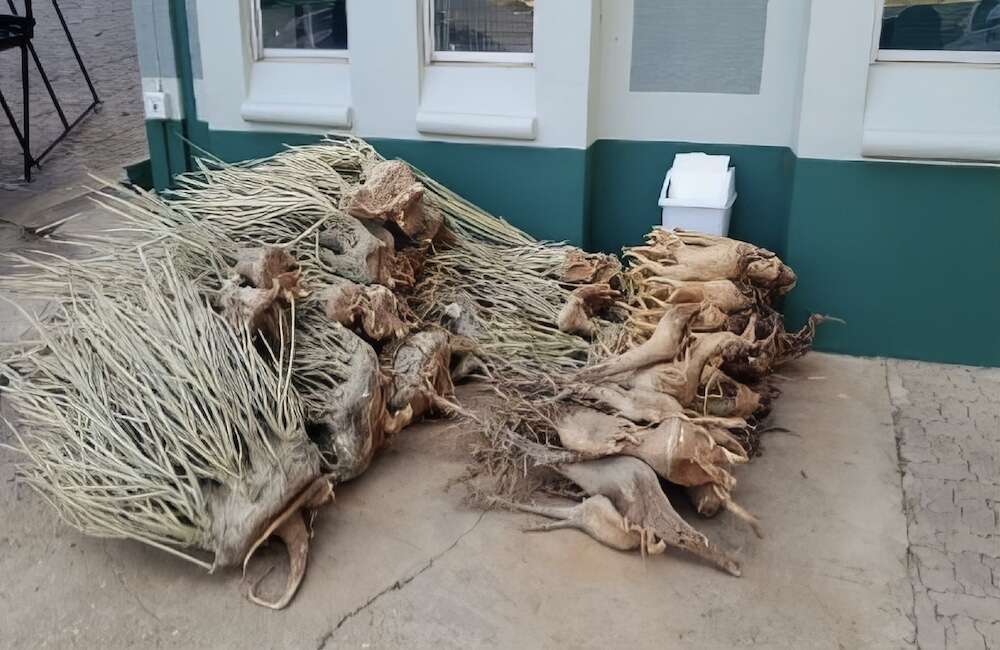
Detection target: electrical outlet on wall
<box><xmin>144</xmin><ymin>91</ymin><xmax>170</xmax><ymax>120</ymax></box>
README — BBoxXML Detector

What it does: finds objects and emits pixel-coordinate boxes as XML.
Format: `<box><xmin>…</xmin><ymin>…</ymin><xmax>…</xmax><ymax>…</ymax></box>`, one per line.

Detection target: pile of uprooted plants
<box><xmin>0</xmin><ymin>136</ymin><xmax>820</xmax><ymax>608</ymax></box>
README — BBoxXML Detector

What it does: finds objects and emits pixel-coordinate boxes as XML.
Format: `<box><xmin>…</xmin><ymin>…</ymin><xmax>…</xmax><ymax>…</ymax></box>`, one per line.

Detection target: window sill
<box><xmin>415</xmin><ymin>110</ymin><xmax>536</xmax><ymax>140</ymax></box>
<box><xmin>862</xmin><ymin>129</ymin><xmax>1000</xmax><ymax>163</ymax></box>
<box><xmin>241</xmin><ymin>101</ymin><xmax>353</xmax><ymax>129</ymax></box>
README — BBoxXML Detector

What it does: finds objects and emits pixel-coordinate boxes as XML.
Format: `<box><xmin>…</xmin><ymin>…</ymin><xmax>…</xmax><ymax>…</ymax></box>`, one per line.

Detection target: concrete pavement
<box><xmin>1</xmin><ymin>197</ymin><xmax>997</xmax><ymax>648</ymax></box>
<box><xmin>1</xmin><ymin>351</ymin><xmax>919</xmax><ymax>649</ymax></box>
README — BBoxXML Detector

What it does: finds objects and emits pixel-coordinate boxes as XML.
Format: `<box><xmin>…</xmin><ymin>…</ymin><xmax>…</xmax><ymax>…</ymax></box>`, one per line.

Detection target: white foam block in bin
<box><xmin>667</xmin><ymin>168</ymin><xmax>734</xmax><ymax>206</ymax></box>
<box><xmin>667</xmin><ymin>153</ymin><xmax>734</xmax><ymax>205</ymax></box>
<box><xmin>672</xmin><ymin>152</ymin><xmax>730</xmax><ymax>173</ymax></box>
<box><xmin>667</xmin><ymin>170</ymin><xmax>722</xmax><ymax>202</ymax></box>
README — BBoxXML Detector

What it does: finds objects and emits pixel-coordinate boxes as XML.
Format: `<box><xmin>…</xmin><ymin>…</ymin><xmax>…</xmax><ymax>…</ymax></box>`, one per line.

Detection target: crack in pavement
<box><xmin>101</xmin><ymin>542</ymin><xmax>164</xmax><ymax>626</ymax></box>
<box><xmin>316</xmin><ymin>511</ymin><xmax>487</xmax><ymax>650</ymax></box>
<box><xmin>885</xmin><ymin>360</ymin><xmax>921</xmax><ymax>649</ymax></box>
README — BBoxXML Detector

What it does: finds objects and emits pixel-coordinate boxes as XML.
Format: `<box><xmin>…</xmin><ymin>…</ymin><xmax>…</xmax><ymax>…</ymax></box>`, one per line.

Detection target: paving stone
<box><xmin>902</xmin><ymin>442</ymin><xmax>939</xmax><ymax>465</ymax></box>
<box><xmin>931</xmin><ymin>591</ymin><xmax>1000</xmax><ymax>622</ymax></box>
<box><xmin>961</xmin><ymin>505</ymin><xmax>998</xmax><ymax>537</ymax></box>
<box><xmin>913</xmin><ymin>545</ymin><xmax>959</xmax><ymax>594</ymax></box>
<box><xmin>914</xmin><ymin>587</ymin><xmax>947</xmax><ymax>650</ymax></box>
<box><xmin>974</xmin><ymin>621</ymin><xmax>1000</xmax><ymax>649</ymax></box>
<box><xmin>941</xmin><ymin>401</ymin><xmax>972</xmax><ymax>423</ymax></box>
<box><xmin>910</xmin><ymin>462</ymin><xmax>974</xmax><ymax>482</ymax></box>
<box><xmin>946</xmin><ymin>616</ymin><xmax>987</xmax><ymax>650</ymax></box>
<box><xmin>946</xmin><ymin>534</ymin><xmax>1000</xmax><ymax>560</ymax></box>
<box><xmin>888</xmin><ymin>360</ymin><xmax>1000</xmax><ymax>644</ymax></box>
<box><xmin>921</xmin><ymin>480</ymin><xmax>957</xmax><ymax>514</ymax></box>
<box><xmin>956</xmin><ymin>482</ymin><xmax>1000</xmax><ymax>506</ymax></box>
<box><xmin>954</xmin><ymin>552</ymin><xmax>997</xmax><ymax>598</ymax></box>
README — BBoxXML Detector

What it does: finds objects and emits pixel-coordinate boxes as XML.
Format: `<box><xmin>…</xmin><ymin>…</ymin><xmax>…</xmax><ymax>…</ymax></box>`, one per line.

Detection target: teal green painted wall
<box><xmin>783</xmin><ymin>158</ymin><xmax>1000</xmax><ymax>367</ymax></box>
<box><xmin>588</xmin><ymin>140</ymin><xmax>795</xmax><ymax>257</ymax></box>
<box><xmin>372</xmin><ymin>139</ymin><xmax>588</xmax><ymax>245</ymax></box>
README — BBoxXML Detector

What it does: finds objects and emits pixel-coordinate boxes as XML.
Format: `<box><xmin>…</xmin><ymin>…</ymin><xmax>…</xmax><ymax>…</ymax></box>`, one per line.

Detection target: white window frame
<box><xmin>422</xmin><ymin>0</ymin><xmax>534</xmax><ymax>65</ymax></box>
<box><xmin>872</xmin><ymin>0</ymin><xmax>1000</xmax><ymax>64</ymax></box>
<box><xmin>250</xmin><ymin>0</ymin><xmax>349</xmax><ymax>61</ymax></box>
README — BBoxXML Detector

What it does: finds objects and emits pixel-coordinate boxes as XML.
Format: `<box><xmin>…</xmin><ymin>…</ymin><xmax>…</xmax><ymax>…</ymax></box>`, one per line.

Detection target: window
<box><xmin>254</xmin><ymin>0</ymin><xmax>348</xmax><ymax>59</ymax></box>
<box><xmin>877</xmin><ymin>0</ymin><xmax>1000</xmax><ymax>62</ymax></box>
<box><xmin>426</xmin><ymin>0</ymin><xmax>534</xmax><ymax>63</ymax></box>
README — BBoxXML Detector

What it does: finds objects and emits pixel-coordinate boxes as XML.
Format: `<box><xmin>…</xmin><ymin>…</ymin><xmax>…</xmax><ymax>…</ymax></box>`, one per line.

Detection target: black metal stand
<box><xmin>0</xmin><ymin>0</ymin><xmax>101</xmax><ymax>182</ymax></box>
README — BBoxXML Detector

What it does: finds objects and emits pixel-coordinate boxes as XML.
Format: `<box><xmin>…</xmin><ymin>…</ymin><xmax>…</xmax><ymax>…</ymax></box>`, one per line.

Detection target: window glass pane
<box><xmin>259</xmin><ymin>0</ymin><xmax>348</xmax><ymax>50</ymax></box>
<box><xmin>433</xmin><ymin>0</ymin><xmax>534</xmax><ymax>53</ymax></box>
<box><xmin>881</xmin><ymin>0</ymin><xmax>1000</xmax><ymax>51</ymax></box>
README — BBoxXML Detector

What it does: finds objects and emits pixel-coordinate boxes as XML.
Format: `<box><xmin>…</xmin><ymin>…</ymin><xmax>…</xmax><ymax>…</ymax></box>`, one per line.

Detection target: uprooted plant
<box><xmin>0</xmin><ymin>134</ymin><xmax>820</xmax><ymax>608</ymax></box>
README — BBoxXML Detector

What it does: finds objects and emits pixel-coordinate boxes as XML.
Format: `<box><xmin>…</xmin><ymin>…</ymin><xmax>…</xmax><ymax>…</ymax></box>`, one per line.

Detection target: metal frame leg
<box><xmin>1</xmin><ymin>0</ymin><xmax>101</xmax><ymax>180</ymax></box>
<box><xmin>0</xmin><ymin>88</ymin><xmax>27</xmax><ymax>151</ymax></box>
<box><xmin>21</xmin><ymin>41</ymin><xmax>30</xmax><ymax>181</ymax></box>
<box><xmin>50</xmin><ymin>0</ymin><xmax>98</xmax><ymax>105</ymax></box>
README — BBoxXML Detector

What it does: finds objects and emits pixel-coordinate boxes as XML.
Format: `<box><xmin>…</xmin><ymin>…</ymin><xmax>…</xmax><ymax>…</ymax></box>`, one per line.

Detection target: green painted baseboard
<box><xmin>373</xmin><ymin>139</ymin><xmax>588</xmax><ymax>245</ymax></box>
<box><xmin>142</xmin><ymin>121</ymin><xmax>1000</xmax><ymax>366</ymax></box>
<box><xmin>783</xmin><ymin>158</ymin><xmax>1000</xmax><ymax>367</ymax></box>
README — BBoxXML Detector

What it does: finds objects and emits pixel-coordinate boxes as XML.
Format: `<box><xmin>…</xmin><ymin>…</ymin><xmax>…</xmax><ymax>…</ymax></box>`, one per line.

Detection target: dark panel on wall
<box><xmin>630</xmin><ymin>0</ymin><xmax>768</xmax><ymax>94</ymax></box>
<box><xmin>588</xmin><ymin>139</ymin><xmax>794</xmax><ymax>257</ymax></box>
<box><xmin>783</xmin><ymin>158</ymin><xmax>1000</xmax><ymax>367</ymax></box>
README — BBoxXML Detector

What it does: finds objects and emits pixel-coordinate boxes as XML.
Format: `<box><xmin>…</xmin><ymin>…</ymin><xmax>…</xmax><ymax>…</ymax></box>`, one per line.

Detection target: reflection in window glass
<box><xmin>433</xmin><ymin>0</ymin><xmax>534</xmax><ymax>53</ymax></box>
<box><xmin>259</xmin><ymin>0</ymin><xmax>348</xmax><ymax>50</ymax></box>
<box><xmin>881</xmin><ymin>0</ymin><xmax>1000</xmax><ymax>51</ymax></box>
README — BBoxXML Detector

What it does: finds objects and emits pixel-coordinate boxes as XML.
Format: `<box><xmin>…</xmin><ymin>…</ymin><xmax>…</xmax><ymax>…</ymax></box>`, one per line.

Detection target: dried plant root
<box><xmin>242</xmin><ymin>477</ymin><xmax>334</xmax><ymax>609</ymax></box>
<box><xmin>321</xmin><ymin>278</ymin><xmax>408</xmax><ymax>342</ymax></box>
<box><xmin>497</xmin><ymin>495</ymin><xmax>646</xmax><ymax>552</ymax></box>
<box><xmin>579</xmin><ymin>384</ymin><xmax>686</xmax><ymax>424</ymax></box>
<box><xmin>387</xmin><ymin>328</ymin><xmax>455</xmax><ymax>420</ymax></box>
<box><xmin>561</xmin><ymin>250</ymin><xmax>622</xmax><ymax>285</ymax></box>
<box><xmin>293</xmin><ymin>303</ymin><xmax>392</xmax><ymax>482</ymax></box>
<box><xmin>577</xmin><ymin>304</ymin><xmax>699</xmax><ymax>382</ymax></box>
<box><xmin>317</xmin><ymin>213</ymin><xmax>395</xmax><ymax>286</ymax></box>
<box><xmin>556</xmin><ymin>409</ymin><xmax>747</xmax><ymax>499</ymax></box>
<box><xmin>556</xmin><ymin>457</ymin><xmax>742</xmax><ymax>575</ymax></box>
<box><xmin>627</xmin><ymin>229</ymin><xmax>795</xmax><ymax>292</ymax></box>
<box><xmin>557</xmin><ymin>284</ymin><xmax>619</xmax><ymax>338</ymax></box>
<box><xmin>685</xmin><ymin>484</ymin><xmax>763</xmax><ymax>538</ymax></box>
<box><xmin>343</xmin><ymin>159</ymin><xmax>442</xmax><ymax>242</ymax></box>
<box><xmin>233</xmin><ymin>247</ymin><xmax>302</xmax><ymax>293</ymax></box>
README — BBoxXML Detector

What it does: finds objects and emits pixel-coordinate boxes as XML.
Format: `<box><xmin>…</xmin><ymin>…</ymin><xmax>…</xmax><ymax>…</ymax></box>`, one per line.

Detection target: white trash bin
<box><xmin>658</xmin><ymin>162</ymin><xmax>736</xmax><ymax>237</ymax></box>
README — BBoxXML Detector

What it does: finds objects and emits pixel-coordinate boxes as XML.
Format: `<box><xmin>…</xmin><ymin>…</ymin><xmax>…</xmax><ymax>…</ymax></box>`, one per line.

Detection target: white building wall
<box><xmin>794</xmin><ymin>0</ymin><xmax>876</xmax><ymax>160</ymax></box>
<box><xmin>190</xmin><ymin>0</ymin><xmax>1000</xmax><ymax>163</ymax></box>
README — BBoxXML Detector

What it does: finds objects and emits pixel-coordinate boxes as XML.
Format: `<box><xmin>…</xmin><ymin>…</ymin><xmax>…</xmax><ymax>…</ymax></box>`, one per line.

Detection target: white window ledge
<box><xmin>240</xmin><ymin>101</ymin><xmax>352</xmax><ymax>129</ymax></box>
<box><xmin>862</xmin><ymin>129</ymin><xmax>1000</xmax><ymax>163</ymax></box>
<box><xmin>416</xmin><ymin>111</ymin><xmax>536</xmax><ymax>140</ymax></box>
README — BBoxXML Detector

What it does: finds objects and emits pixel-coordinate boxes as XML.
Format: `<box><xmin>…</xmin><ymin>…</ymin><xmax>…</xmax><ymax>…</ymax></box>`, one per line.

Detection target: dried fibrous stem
<box><xmin>1</xmin><ymin>260</ymin><xmax>322</xmax><ymax>577</ymax></box>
